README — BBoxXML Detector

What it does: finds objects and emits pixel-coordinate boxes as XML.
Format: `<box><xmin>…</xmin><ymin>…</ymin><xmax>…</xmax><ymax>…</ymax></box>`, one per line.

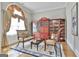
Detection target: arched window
<box><xmin>2</xmin><ymin>4</ymin><xmax>26</xmax><ymax>50</ymax></box>
<box><xmin>6</xmin><ymin>4</ymin><xmax>26</xmax><ymax>35</ymax></box>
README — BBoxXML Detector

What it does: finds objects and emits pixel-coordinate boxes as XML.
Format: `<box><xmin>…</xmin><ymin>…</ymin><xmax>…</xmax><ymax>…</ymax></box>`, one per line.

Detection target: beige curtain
<box><xmin>1</xmin><ymin>10</ymin><xmax>11</xmax><ymax>53</ymax></box>
<box><xmin>7</xmin><ymin>4</ymin><xmax>25</xmax><ymax>20</ymax></box>
<box><xmin>24</xmin><ymin>18</ymin><xmax>27</xmax><ymax>30</ymax></box>
<box><xmin>23</xmin><ymin>11</ymin><xmax>28</xmax><ymax>30</ymax></box>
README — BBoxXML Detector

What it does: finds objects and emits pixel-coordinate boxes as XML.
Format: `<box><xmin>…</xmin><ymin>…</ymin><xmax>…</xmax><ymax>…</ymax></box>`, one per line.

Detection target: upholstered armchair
<box><xmin>46</xmin><ymin>27</ymin><xmax>64</xmax><ymax>44</ymax></box>
<box><xmin>33</xmin><ymin>32</ymin><xmax>41</xmax><ymax>40</ymax></box>
<box><xmin>17</xmin><ymin>30</ymin><xmax>29</xmax><ymax>40</ymax></box>
<box><xmin>45</xmin><ymin>33</ymin><xmax>56</xmax><ymax>50</ymax></box>
<box><xmin>31</xmin><ymin>32</ymin><xmax>43</xmax><ymax>51</ymax></box>
<box><xmin>16</xmin><ymin>30</ymin><xmax>33</xmax><ymax>48</ymax></box>
<box><xmin>45</xmin><ymin>28</ymin><xmax>64</xmax><ymax>52</ymax></box>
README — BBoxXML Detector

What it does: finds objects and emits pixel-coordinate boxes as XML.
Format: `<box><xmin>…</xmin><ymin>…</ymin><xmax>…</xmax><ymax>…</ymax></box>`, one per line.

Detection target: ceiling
<box><xmin>20</xmin><ymin>2</ymin><xmax>67</xmax><ymax>13</ymax></box>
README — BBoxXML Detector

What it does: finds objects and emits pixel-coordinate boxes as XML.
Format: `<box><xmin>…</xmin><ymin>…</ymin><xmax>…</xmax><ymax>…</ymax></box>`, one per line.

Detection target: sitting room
<box><xmin>0</xmin><ymin>2</ymin><xmax>79</xmax><ymax>57</ymax></box>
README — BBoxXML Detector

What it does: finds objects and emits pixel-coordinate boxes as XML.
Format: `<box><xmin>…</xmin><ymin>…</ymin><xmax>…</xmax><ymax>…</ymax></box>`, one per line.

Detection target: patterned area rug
<box><xmin>10</xmin><ymin>41</ymin><xmax>65</xmax><ymax>57</ymax></box>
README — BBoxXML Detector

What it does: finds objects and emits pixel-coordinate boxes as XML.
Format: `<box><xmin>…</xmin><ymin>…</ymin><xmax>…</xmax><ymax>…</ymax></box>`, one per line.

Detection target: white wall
<box><xmin>66</xmin><ymin>2</ymin><xmax>79</xmax><ymax>56</ymax></box>
<box><xmin>33</xmin><ymin>7</ymin><xmax>66</xmax><ymax>21</ymax></box>
<box><xmin>0</xmin><ymin>2</ymin><xmax>3</xmax><ymax>53</ymax></box>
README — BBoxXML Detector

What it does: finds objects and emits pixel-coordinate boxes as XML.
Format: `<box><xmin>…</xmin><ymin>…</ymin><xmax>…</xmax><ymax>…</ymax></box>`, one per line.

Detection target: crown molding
<box><xmin>33</xmin><ymin>6</ymin><xmax>66</xmax><ymax>14</ymax></box>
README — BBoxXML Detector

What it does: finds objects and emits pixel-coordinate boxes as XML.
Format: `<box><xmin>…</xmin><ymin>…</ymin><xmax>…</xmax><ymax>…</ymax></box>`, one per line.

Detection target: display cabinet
<box><xmin>49</xmin><ymin>19</ymin><xmax>65</xmax><ymax>42</ymax></box>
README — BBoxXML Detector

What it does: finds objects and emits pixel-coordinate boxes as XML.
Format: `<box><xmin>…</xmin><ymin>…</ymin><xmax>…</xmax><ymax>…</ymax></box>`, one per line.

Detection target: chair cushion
<box><xmin>17</xmin><ymin>30</ymin><xmax>29</xmax><ymax>38</ymax></box>
<box><xmin>46</xmin><ymin>39</ymin><xmax>56</xmax><ymax>46</ymax></box>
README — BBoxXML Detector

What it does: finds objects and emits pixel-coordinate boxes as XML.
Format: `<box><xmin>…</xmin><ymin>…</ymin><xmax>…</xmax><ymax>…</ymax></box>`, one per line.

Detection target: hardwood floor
<box><xmin>61</xmin><ymin>42</ymin><xmax>76</xmax><ymax>57</ymax></box>
<box><xmin>2</xmin><ymin>41</ymin><xmax>76</xmax><ymax>57</ymax></box>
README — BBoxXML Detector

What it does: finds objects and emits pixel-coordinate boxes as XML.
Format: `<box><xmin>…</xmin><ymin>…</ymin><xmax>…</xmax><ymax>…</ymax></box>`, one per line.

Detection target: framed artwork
<box><xmin>71</xmin><ymin>2</ymin><xmax>78</xmax><ymax>36</ymax></box>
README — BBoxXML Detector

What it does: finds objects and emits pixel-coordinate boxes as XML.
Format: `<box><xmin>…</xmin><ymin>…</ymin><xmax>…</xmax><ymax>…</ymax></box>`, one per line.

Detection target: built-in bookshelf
<box><xmin>49</xmin><ymin>19</ymin><xmax>65</xmax><ymax>42</ymax></box>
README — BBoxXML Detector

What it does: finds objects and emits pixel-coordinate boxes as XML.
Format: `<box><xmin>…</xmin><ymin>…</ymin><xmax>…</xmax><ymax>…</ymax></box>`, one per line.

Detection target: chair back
<box><xmin>33</xmin><ymin>32</ymin><xmax>41</xmax><ymax>40</ymax></box>
<box><xmin>40</xmin><ymin>26</ymin><xmax>49</xmax><ymax>40</ymax></box>
<box><xmin>39</xmin><ymin>17</ymin><xmax>49</xmax><ymax>40</ymax></box>
<box><xmin>55</xmin><ymin>28</ymin><xmax>64</xmax><ymax>42</ymax></box>
<box><xmin>16</xmin><ymin>30</ymin><xmax>28</xmax><ymax>38</ymax></box>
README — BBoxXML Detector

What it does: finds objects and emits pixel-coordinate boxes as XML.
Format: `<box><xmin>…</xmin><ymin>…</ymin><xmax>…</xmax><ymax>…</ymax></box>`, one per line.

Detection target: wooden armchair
<box><xmin>16</xmin><ymin>30</ymin><xmax>33</xmax><ymax>48</ymax></box>
<box><xmin>31</xmin><ymin>32</ymin><xmax>43</xmax><ymax>51</ymax></box>
<box><xmin>46</xmin><ymin>27</ymin><xmax>64</xmax><ymax>45</ymax></box>
<box><xmin>45</xmin><ymin>33</ymin><xmax>56</xmax><ymax>52</ymax></box>
<box><xmin>45</xmin><ymin>28</ymin><xmax>64</xmax><ymax>56</ymax></box>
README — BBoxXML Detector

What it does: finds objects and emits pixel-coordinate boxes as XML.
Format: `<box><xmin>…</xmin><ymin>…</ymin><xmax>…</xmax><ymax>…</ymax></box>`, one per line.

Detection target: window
<box><xmin>7</xmin><ymin>8</ymin><xmax>25</xmax><ymax>35</ymax></box>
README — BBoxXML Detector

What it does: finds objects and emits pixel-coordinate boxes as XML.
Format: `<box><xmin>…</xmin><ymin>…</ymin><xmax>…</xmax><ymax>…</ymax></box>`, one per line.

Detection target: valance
<box><xmin>7</xmin><ymin>4</ymin><xmax>25</xmax><ymax>20</ymax></box>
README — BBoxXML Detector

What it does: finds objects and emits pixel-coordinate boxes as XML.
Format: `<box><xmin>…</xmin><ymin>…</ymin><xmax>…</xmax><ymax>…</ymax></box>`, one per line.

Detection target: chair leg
<box><xmin>16</xmin><ymin>37</ymin><xmax>20</xmax><ymax>48</ymax></box>
<box><xmin>31</xmin><ymin>42</ymin><xmax>32</xmax><ymax>49</ymax></box>
<box><xmin>23</xmin><ymin>38</ymin><xmax>24</xmax><ymax>48</ymax></box>
<box><xmin>59</xmin><ymin>44</ymin><xmax>62</xmax><ymax>57</ymax></box>
<box><xmin>15</xmin><ymin>41</ymin><xmax>20</xmax><ymax>48</ymax></box>
<box><xmin>54</xmin><ymin>45</ymin><xmax>57</xmax><ymax>57</ymax></box>
<box><xmin>44</xmin><ymin>41</ymin><xmax>46</xmax><ymax>51</ymax></box>
<box><xmin>37</xmin><ymin>44</ymin><xmax>38</xmax><ymax>51</ymax></box>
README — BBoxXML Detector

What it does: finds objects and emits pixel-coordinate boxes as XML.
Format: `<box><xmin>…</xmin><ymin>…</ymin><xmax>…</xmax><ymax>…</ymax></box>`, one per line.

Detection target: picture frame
<box><xmin>71</xmin><ymin>2</ymin><xmax>78</xmax><ymax>36</ymax></box>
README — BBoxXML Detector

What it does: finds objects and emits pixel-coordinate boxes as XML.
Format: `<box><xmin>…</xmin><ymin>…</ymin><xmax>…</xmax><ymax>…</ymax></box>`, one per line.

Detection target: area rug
<box><xmin>11</xmin><ymin>41</ymin><xmax>65</xmax><ymax>57</ymax></box>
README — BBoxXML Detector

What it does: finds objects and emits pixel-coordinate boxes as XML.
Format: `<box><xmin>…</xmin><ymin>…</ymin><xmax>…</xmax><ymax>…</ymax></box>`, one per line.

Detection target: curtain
<box><xmin>7</xmin><ymin>4</ymin><xmax>25</xmax><ymax>20</ymax></box>
<box><xmin>24</xmin><ymin>18</ymin><xmax>27</xmax><ymax>30</ymax></box>
<box><xmin>1</xmin><ymin>10</ymin><xmax>11</xmax><ymax>53</ymax></box>
<box><xmin>7</xmin><ymin>4</ymin><xmax>27</xmax><ymax>30</ymax></box>
<box><xmin>3</xmin><ymin>11</ymin><xmax>11</xmax><ymax>32</ymax></box>
<box><xmin>21</xmin><ymin>10</ymin><xmax>27</xmax><ymax>30</ymax></box>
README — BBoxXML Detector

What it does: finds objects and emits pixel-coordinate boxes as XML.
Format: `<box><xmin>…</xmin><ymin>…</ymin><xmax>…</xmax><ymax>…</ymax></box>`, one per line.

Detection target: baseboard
<box><xmin>67</xmin><ymin>40</ymin><xmax>74</xmax><ymax>51</ymax></box>
<box><xmin>67</xmin><ymin>40</ymin><xmax>79</xmax><ymax>57</ymax></box>
<box><xmin>75</xmin><ymin>49</ymin><xmax>79</xmax><ymax>57</ymax></box>
<box><xmin>2</xmin><ymin>41</ymin><xmax>19</xmax><ymax>48</ymax></box>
